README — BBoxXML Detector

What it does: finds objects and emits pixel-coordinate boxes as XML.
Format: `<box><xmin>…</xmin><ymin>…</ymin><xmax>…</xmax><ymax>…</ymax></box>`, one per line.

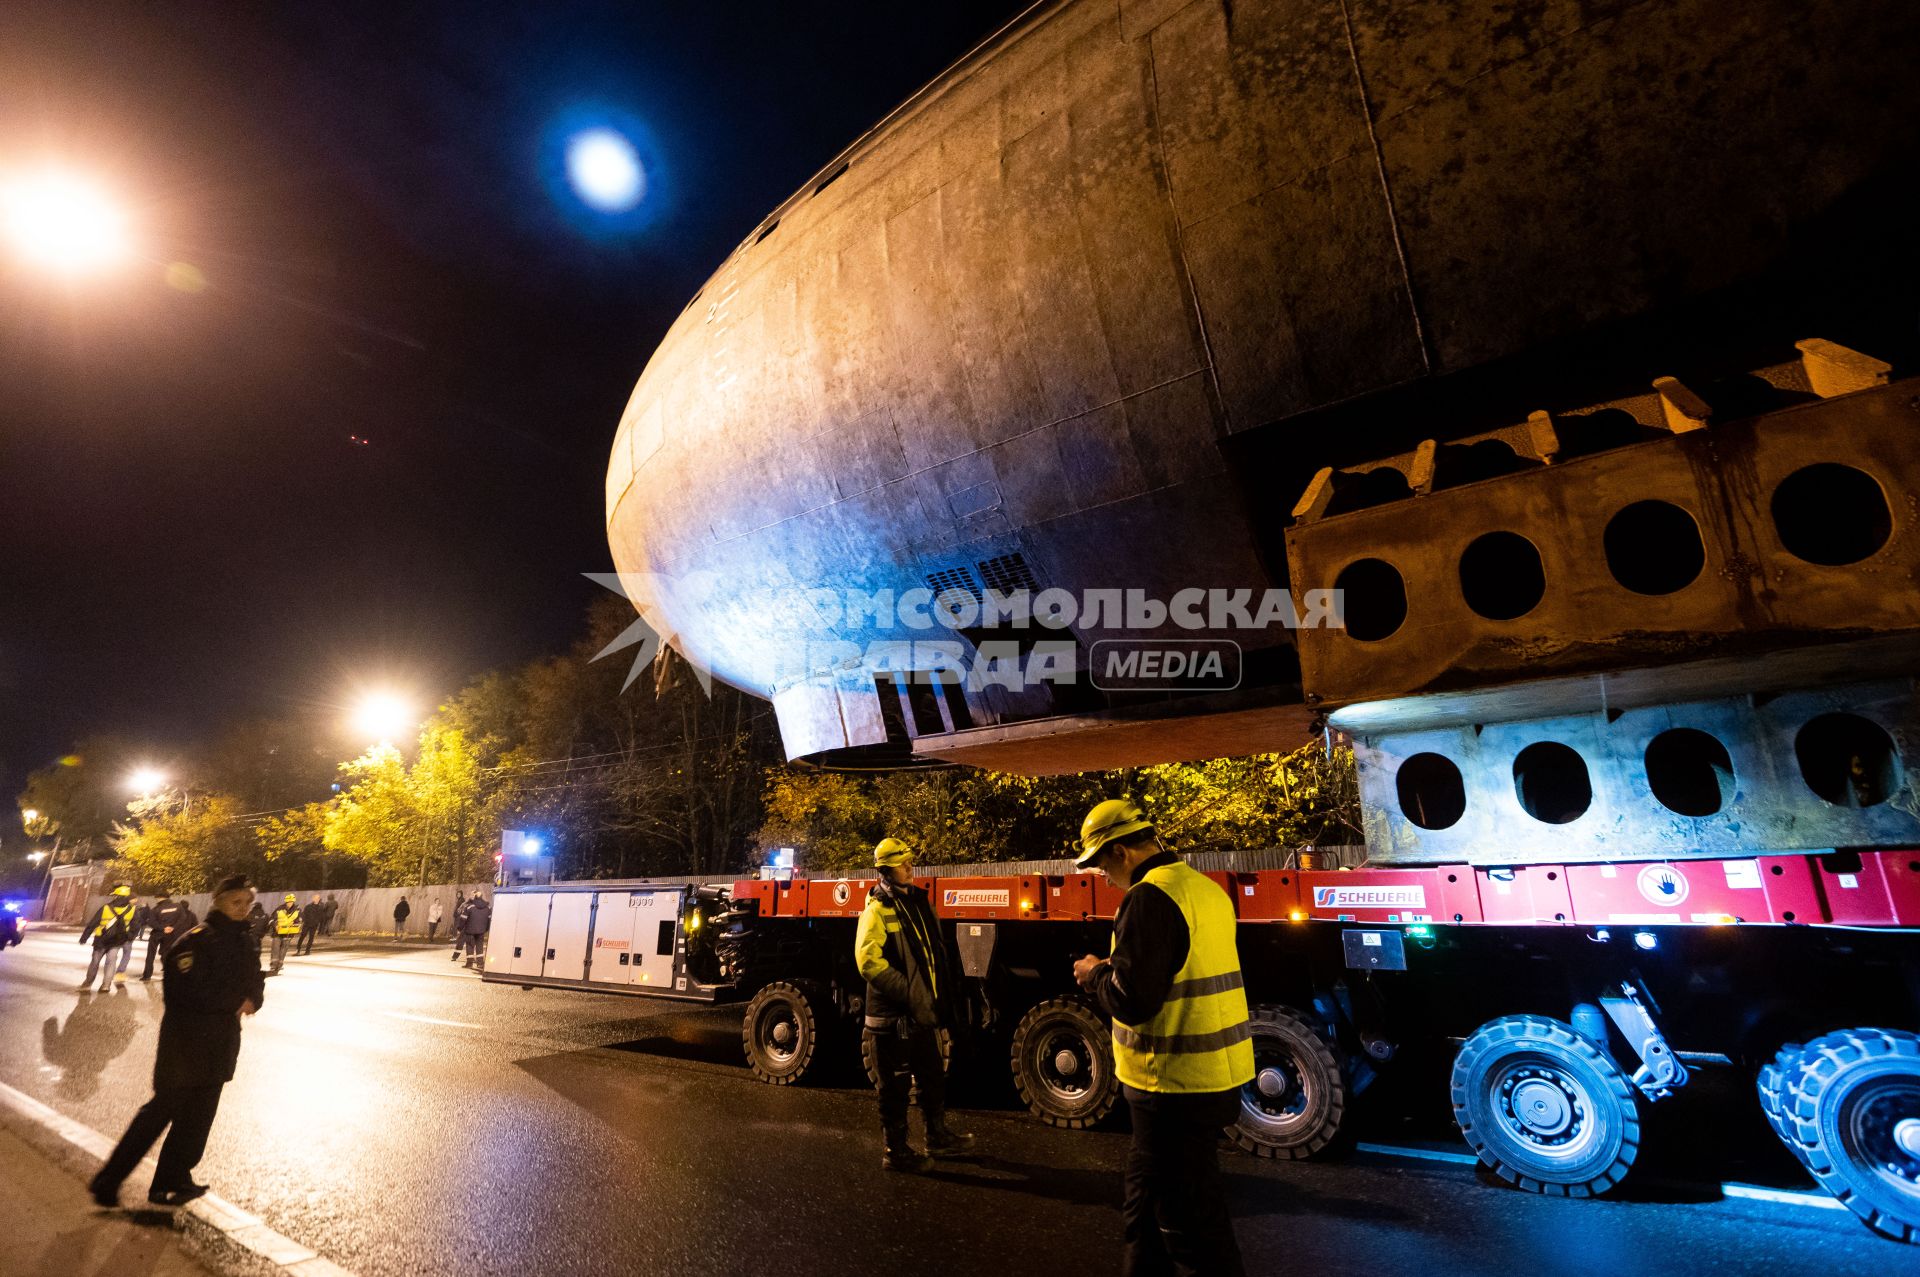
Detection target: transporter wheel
<box><xmin>1785</xmin><ymin>1028</ymin><xmax>1920</xmax><ymax>1244</ymax></box>
<box><xmin>860</xmin><ymin>1024</ymin><xmax>953</xmax><ymax>1099</ymax></box>
<box><xmin>1010</xmin><ymin>998</ymin><xmax>1117</xmax><ymax>1129</ymax></box>
<box><xmin>1451</xmin><ymin>1015</ymin><xmax>1640</xmax><ymax>1197</ymax></box>
<box><xmin>1229</xmin><ymin>1004</ymin><xmax>1348</xmax><ymax>1160</ymax></box>
<box><xmin>1757</xmin><ymin>1041</ymin><xmax>1809</xmax><ymax>1154</ymax></box>
<box><xmin>743</xmin><ymin>980</ymin><xmax>830</xmax><ymax>1085</ymax></box>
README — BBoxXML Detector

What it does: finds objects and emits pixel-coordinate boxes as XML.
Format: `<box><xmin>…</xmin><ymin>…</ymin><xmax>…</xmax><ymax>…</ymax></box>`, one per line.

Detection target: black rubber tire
<box><xmin>1010</xmin><ymin>998</ymin><xmax>1118</xmax><ymax>1129</ymax></box>
<box><xmin>1784</xmin><ymin>1027</ymin><xmax>1920</xmax><ymax>1244</ymax></box>
<box><xmin>742</xmin><ymin>980</ymin><xmax>830</xmax><ymax>1085</ymax></box>
<box><xmin>1757</xmin><ymin>1041</ymin><xmax>1809</xmax><ymax>1155</ymax></box>
<box><xmin>860</xmin><ymin>1025</ymin><xmax>953</xmax><ymax>1098</ymax></box>
<box><xmin>1451</xmin><ymin>1014</ymin><xmax>1640</xmax><ymax>1197</ymax></box>
<box><xmin>1228</xmin><ymin>1004</ymin><xmax>1348</xmax><ymax>1160</ymax></box>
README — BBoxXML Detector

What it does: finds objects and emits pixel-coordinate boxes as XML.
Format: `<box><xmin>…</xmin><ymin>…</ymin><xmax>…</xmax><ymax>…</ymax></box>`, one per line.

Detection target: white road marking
<box><xmin>1356</xmin><ymin>1141</ymin><xmax>1481</xmax><ymax>1166</ymax></box>
<box><xmin>377</xmin><ymin>1010</ymin><xmax>484</xmax><ymax>1029</ymax></box>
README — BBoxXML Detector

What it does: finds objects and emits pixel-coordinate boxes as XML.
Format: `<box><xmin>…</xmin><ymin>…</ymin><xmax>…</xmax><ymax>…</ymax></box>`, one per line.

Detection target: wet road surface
<box><xmin>0</xmin><ymin>929</ymin><xmax>1895</xmax><ymax>1276</ymax></box>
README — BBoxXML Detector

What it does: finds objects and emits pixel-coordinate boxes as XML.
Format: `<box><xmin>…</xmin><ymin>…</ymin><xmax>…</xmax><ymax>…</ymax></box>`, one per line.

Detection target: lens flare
<box><xmin>0</xmin><ymin>170</ymin><xmax>134</xmax><ymax>275</ymax></box>
<box><xmin>565</xmin><ymin>128</ymin><xmax>645</xmax><ymax>213</ymax></box>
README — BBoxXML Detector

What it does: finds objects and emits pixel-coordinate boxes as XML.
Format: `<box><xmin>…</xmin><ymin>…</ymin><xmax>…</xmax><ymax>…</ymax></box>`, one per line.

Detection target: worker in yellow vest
<box><xmin>267</xmin><ymin>894</ymin><xmax>302</xmax><ymax>975</ymax></box>
<box><xmin>1073</xmin><ymin>799</ymin><xmax>1253</xmax><ymax>1276</ymax></box>
<box><xmin>79</xmin><ymin>884</ymin><xmax>141</xmax><ymax>992</ymax></box>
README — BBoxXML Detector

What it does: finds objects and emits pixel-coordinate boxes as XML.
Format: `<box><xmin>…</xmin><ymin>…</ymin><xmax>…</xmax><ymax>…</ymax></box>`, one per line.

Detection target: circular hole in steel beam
<box><xmin>1332</xmin><ymin>558</ymin><xmax>1407</xmax><ymax>642</ymax></box>
<box><xmin>1512</xmin><ymin>741</ymin><xmax>1592</xmax><ymax>824</ymax></box>
<box><xmin>1795</xmin><ymin>712</ymin><xmax>1901</xmax><ymax>808</ymax></box>
<box><xmin>1396</xmin><ymin>752</ymin><xmax>1467</xmax><ymax>830</ymax></box>
<box><xmin>1604</xmin><ymin>500</ymin><xmax>1705</xmax><ymax>595</ymax></box>
<box><xmin>1645</xmin><ymin>727</ymin><xmax>1735</xmax><ymax>817</ymax></box>
<box><xmin>1458</xmin><ymin>531</ymin><xmax>1546</xmax><ymax>620</ymax></box>
<box><xmin>1770</xmin><ymin>463</ymin><xmax>1892</xmax><ymax>566</ymax></box>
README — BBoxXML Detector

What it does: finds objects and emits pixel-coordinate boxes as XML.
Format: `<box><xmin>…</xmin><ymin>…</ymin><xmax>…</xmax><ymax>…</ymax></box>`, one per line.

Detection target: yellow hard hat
<box><xmin>1077</xmin><ymin>799</ymin><xmax>1155</xmax><ymax>868</ymax></box>
<box><xmin>284</xmin><ymin>893</ymin><xmax>297</xmax><ymax>904</ymax></box>
<box><xmin>873</xmin><ymin>837</ymin><xmax>914</xmax><ymax>869</ymax></box>
<box><xmin>112</xmin><ymin>884</ymin><xmax>132</xmax><ymax>897</ymax></box>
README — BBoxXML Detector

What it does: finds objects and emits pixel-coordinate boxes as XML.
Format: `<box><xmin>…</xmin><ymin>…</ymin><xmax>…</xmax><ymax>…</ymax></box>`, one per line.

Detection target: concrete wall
<box><xmin>79</xmin><ymin>882</ymin><xmax>497</xmax><ymax>938</ymax></box>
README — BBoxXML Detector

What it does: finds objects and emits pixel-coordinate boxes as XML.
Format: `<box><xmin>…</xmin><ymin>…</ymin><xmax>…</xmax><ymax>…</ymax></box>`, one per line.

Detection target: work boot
<box><xmin>925</xmin><ymin>1116</ymin><xmax>976</xmax><ymax>1157</ymax></box>
<box><xmin>87</xmin><ymin>1174</ymin><xmax>119</xmax><ymax>1208</ymax></box>
<box><xmin>881</xmin><ymin>1128</ymin><xmax>933</xmax><ymax>1173</ymax></box>
<box><xmin>113</xmin><ymin>971</ymin><xmax>126</xmax><ymax>984</ymax></box>
<box><xmin>148</xmin><ymin>1181</ymin><xmax>208</xmax><ymax>1207</ymax></box>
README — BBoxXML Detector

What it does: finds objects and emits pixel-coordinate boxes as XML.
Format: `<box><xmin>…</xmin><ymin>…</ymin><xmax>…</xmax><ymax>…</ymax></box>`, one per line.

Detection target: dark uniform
<box><xmin>91</xmin><ymin>908</ymin><xmax>264</xmax><ymax>1203</ymax></box>
<box><xmin>141</xmin><ymin>898</ymin><xmax>197</xmax><ymax>981</ymax></box>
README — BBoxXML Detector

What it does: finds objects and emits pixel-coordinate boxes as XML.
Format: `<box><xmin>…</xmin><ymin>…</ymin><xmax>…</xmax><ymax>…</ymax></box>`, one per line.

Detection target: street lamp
<box><xmin>350</xmin><ymin>692</ymin><xmax>414</xmax><ymax>746</ymax></box>
<box><xmin>127</xmin><ymin>767</ymin><xmax>168</xmax><ymax>796</ymax></box>
<box><xmin>0</xmin><ymin>169</ymin><xmax>135</xmax><ymax>277</ymax></box>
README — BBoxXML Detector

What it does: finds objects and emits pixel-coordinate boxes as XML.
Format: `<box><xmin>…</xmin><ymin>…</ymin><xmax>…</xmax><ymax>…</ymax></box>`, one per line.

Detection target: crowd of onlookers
<box><xmin>74</xmin><ymin>886</ymin><xmax>495</xmax><ymax>990</ymax></box>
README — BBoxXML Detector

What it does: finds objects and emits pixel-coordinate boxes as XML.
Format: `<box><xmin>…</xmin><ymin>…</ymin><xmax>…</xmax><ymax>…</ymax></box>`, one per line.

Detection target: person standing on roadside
<box><xmin>267</xmin><ymin>894</ymin><xmax>302</xmax><ymax>975</ymax></box>
<box><xmin>425</xmin><ymin>898</ymin><xmax>444</xmax><ymax>942</ymax></box>
<box><xmin>457</xmin><ymin>892</ymin><xmax>490</xmax><ymax>968</ymax></box>
<box><xmin>1073</xmin><ymin>800</ymin><xmax>1254</xmax><ymax>1277</ymax></box>
<box><xmin>854</xmin><ymin>838</ymin><xmax>973</xmax><ymax>1172</ymax></box>
<box><xmin>90</xmin><ymin>874</ymin><xmax>264</xmax><ymax>1208</ymax></box>
<box><xmin>296</xmin><ymin>896</ymin><xmax>325</xmax><ymax>955</ymax></box>
<box><xmin>79</xmin><ymin>885</ymin><xmax>140</xmax><ymax>992</ymax></box>
<box><xmin>449</xmin><ymin>892</ymin><xmax>470</xmax><ymax>962</ymax></box>
<box><xmin>392</xmin><ymin>895</ymin><xmax>411</xmax><ymax>938</ymax></box>
<box><xmin>323</xmin><ymin>895</ymin><xmax>341</xmax><ymax>935</ymax></box>
<box><xmin>141</xmin><ymin>895</ymin><xmax>197</xmax><ymax>982</ymax></box>
<box><xmin>245</xmin><ymin>901</ymin><xmax>269</xmax><ymax>956</ymax></box>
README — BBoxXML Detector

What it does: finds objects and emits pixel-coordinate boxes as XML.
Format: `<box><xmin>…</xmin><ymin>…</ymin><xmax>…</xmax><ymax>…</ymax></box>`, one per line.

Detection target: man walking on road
<box><xmin>392</xmin><ymin>895</ymin><xmax>411</xmax><ymax>938</ymax></box>
<box><xmin>268</xmin><ymin>894</ymin><xmax>302</xmax><ymax>975</ymax></box>
<box><xmin>141</xmin><ymin>895</ymin><xmax>197</xmax><ymax>982</ymax></box>
<box><xmin>854</xmin><ymin>838</ymin><xmax>973</xmax><ymax>1172</ymax></box>
<box><xmin>425</xmin><ymin>897</ymin><xmax>444</xmax><ymax>942</ymax></box>
<box><xmin>79</xmin><ymin>885</ymin><xmax>140</xmax><ymax>992</ymax></box>
<box><xmin>297</xmin><ymin>896</ymin><xmax>325</xmax><ymax>955</ymax></box>
<box><xmin>457</xmin><ymin>892</ymin><xmax>489</xmax><ymax>967</ymax></box>
<box><xmin>90</xmin><ymin>874</ymin><xmax>264</xmax><ymax>1208</ymax></box>
<box><xmin>1073</xmin><ymin>799</ymin><xmax>1254</xmax><ymax>1277</ymax></box>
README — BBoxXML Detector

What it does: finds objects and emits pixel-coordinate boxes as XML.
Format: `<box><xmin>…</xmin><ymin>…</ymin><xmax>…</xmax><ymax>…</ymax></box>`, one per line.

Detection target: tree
<box><xmin>111</xmin><ymin>794</ymin><xmax>264</xmax><ymax>893</ymax></box>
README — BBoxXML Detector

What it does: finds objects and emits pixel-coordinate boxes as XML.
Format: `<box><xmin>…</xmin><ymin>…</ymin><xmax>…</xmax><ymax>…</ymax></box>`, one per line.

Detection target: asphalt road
<box><xmin>0</xmin><ymin>928</ymin><xmax>1897</xmax><ymax>1276</ymax></box>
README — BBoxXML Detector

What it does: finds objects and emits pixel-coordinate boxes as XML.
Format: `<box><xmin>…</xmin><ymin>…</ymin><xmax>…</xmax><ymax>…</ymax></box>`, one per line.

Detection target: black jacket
<box><xmin>393</xmin><ymin>899</ymin><xmax>411</xmax><ymax>921</ymax></box>
<box><xmin>856</xmin><ymin>881</ymin><xmax>952</xmax><ymax>1029</ymax></box>
<box><xmin>156</xmin><ymin>911</ymin><xmax>265</xmax><ymax>1090</ymax></box>
<box><xmin>154</xmin><ymin>902</ymin><xmax>197</xmax><ymax>950</ymax></box>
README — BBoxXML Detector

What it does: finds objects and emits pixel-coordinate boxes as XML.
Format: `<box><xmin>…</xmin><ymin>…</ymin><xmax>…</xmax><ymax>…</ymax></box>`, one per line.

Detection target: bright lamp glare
<box><xmin>128</xmin><ymin>768</ymin><xmax>167</xmax><ymax>795</ymax></box>
<box><xmin>565</xmin><ymin>129</ymin><xmax>645</xmax><ymax>212</ymax></box>
<box><xmin>1</xmin><ymin>171</ymin><xmax>134</xmax><ymax>275</ymax></box>
<box><xmin>352</xmin><ymin>693</ymin><xmax>412</xmax><ymax>744</ymax></box>
<box><xmin>522</xmin><ymin>837</ymin><xmax>542</xmax><ymax>855</ymax></box>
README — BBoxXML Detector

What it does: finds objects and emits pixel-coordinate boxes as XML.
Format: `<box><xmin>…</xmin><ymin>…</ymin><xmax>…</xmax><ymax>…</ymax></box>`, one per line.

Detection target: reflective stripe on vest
<box><xmin>1110</xmin><ymin>861</ymin><xmax>1255</xmax><ymax>1094</ymax></box>
<box><xmin>274</xmin><ymin>908</ymin><xmax>301</xmax><ymax>935</ymax></box>
<box><xmin>99</xmin><ymin>904</ymin><xmax>134</xmax><ymax>932</ymax></box>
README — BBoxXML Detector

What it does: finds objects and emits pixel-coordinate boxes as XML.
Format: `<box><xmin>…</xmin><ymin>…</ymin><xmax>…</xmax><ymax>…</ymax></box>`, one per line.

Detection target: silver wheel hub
<box><xmin>1512</xmin><ymin>1078</ymin><xmax>1574</xmax><ymax>1137</ymax></box>
<box><xmin>1256</xmin><ymin>1067</ymin><xmax>1288</xmax><ymax>1100</ymax></box>
<box><xmin>1895</xmin><ymin>1118</ymin><xmax>1920</xmax><ymax>1161</ymax></box>
<box><xmin>772</xmin><ymin>1020</ymin><xmax>793</xmax><ymax>1047</ymax></box>
<box><xmin>1054</xmin><ymin>1049</ymin><xmax>1081</xmax><ymax>1076</ymax></box>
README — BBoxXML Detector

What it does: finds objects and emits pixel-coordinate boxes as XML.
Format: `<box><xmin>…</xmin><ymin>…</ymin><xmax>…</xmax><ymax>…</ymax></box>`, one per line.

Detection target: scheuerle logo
<box><xmin>942</xmin><ymin>889</ymin><xmax>1011</xmax><ymax>908</ymax></box>
<box><xmin>1090</xmin><ymin>639</ymin><xmax>1240</xmax><ymax>692</ymax></box>
<box><xmin>1312</xmin><ymin>885</ymin><xmax>1427</xmax><ymax>909</ymax></box>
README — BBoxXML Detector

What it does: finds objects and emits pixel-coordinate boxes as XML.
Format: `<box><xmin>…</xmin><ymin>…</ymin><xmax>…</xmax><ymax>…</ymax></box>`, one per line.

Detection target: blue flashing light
<box><xmin>565</xmin><ymin>128</ymin><xmax>645</xmax><ymax>213</ymax></box>
<box><xmin>522</xmin><ymin>837</ymin><xmax>543</xmax><ymax>856</ymax></box>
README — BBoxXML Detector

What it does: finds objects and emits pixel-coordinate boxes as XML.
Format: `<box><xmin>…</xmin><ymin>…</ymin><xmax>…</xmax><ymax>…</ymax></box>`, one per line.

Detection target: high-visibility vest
<box><xmin>97</xmin><ymin>902</ymin><xmax>136</xmax><ymax>938</ymax></box>
<box><xmin>274</xmin><ymin>906</ymin><xmax>302</xmax><ymax>936</ymax></box>
<box><xmin>1110</xmin><ymin>860</ymin><xmax>1255</xmax><ymax>1094</ymax></box>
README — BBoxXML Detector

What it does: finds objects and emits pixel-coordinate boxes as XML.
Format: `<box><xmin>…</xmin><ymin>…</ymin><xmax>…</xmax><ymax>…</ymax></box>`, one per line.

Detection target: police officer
<box><xmin>1072</xmin><ymin>800</ymin><xmax>1254</xmax><ymax>1276</ymax></box>
<box><xmin>90</xmin><ymin>874</ymin><xmax>263</xmax><ymax>1207</ymax></box>
<box><xmin>854</xmin><ymin>837</ymin><xmax>973</xmax><ymax>1172</ymax></box>
<box><xmin>141</xmin><ymin>894</ymin><xmax>197</xmax><ymax>981</ymax></box>
<box><xmin>268</xmin><ymin>893</ymin><xmax>302</xmax><ymax>975</ymax></box>
<box><xmin>79</xmin><ymin>884</ymin><xmax>140</xmax><ymax>991</ymax></box>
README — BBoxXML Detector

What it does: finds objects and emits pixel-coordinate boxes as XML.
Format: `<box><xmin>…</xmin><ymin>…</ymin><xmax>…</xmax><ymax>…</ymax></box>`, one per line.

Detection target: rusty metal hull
<box><xmin>605</xmin><ymin>0</ymin><xmax>1920</xmax><ymax>767</ymax></box>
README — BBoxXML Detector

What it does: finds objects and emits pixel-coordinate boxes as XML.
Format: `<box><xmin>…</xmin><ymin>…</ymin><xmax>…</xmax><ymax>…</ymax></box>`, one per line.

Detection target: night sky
<box><xmin>0</xmin><ymin>0</ymin><xmax>1027</xmax><ymax>797</ymax></box>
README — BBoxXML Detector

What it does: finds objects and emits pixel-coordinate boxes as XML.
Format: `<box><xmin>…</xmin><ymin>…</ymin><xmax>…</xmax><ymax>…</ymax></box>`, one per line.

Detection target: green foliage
<box><xmin>110</xmin><ymin>794</ymin><xmax>265</xmax><ymax>894</ymax></box>
<box><xmin>752</xmin><ymin>741</ymin><xmax>1361</xmax><ymax>873</ymax></box>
